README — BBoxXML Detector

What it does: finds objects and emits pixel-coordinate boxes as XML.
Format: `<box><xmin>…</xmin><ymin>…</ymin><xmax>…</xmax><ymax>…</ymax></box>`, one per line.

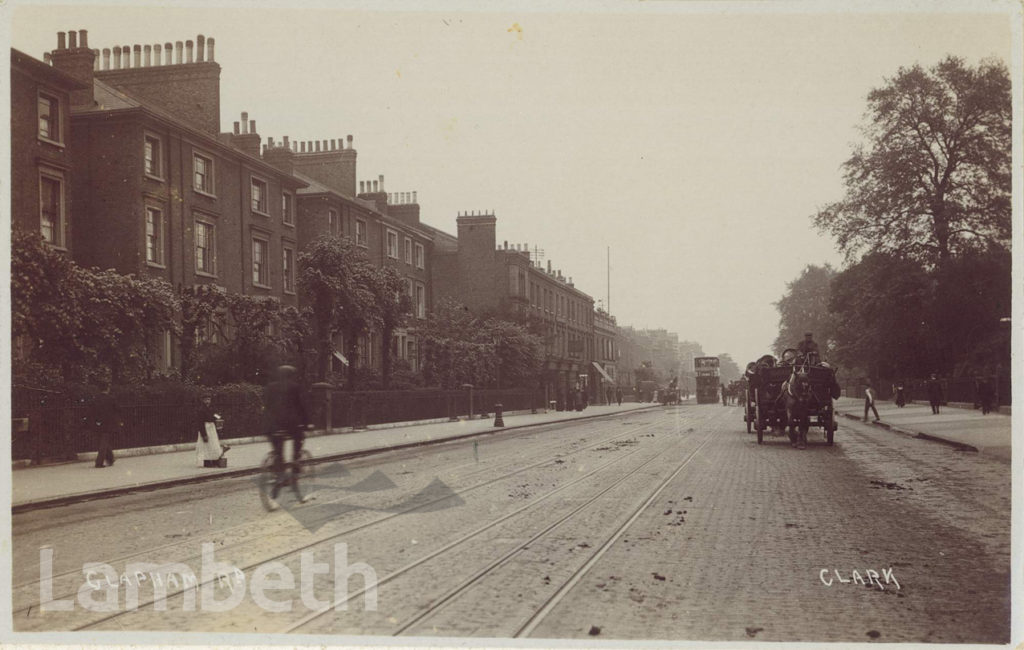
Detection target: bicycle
<box><xmin>258</xmin><ymin>429</ymin><xmax>316</xmax><ymax>511</ymax></box>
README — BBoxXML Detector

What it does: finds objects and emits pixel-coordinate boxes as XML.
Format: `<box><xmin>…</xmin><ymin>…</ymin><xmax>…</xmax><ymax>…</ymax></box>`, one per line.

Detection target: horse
<box><xmin>785</xmin><ymin>370</ymin><xmax>814</xmax><ymax>449</ymax></box>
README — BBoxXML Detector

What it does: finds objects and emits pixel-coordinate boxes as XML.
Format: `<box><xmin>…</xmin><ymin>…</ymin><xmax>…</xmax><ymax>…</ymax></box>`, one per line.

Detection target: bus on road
<box><xmin>694</xmin><ymin>356</ymin><xmax>721</xmax><ymax>404</ymax></box>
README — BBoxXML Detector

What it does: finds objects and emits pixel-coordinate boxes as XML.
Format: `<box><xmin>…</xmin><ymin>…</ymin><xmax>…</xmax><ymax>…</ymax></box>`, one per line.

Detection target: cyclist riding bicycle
<box><xmin>261</xmin><ymin>364</ymin><xmax>312</xmax><ymax>509</ymax></box>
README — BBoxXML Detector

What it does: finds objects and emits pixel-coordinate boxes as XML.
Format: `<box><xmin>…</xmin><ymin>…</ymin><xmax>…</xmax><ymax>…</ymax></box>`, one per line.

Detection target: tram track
<box><xmin>14</xmin><ymin>412</ymin><xmax>679</xmax><ymax>629</ymax></box>
<box><xmin>387</xmin><ymin>430</ymin><xmax>714</xmax><ymax>637</ymax></box>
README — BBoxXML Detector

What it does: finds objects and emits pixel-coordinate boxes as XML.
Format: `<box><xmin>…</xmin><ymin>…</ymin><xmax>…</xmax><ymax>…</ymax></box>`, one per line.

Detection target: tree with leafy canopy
<box><xmin>177</xmin><ymin>283</ymin><xmax>227</xmax><ymax>382</ymax></box>
<box><xmin>772</xmin><ymin>265</ymin><xmax>837</xmax><ymax>359</ymax></box>
<box><xmin>298</xmin><ymin>236</ymin><xmax>376</xmax><ymax>385</ymax></box>
<box><xmin>368</xmin><ymin>266</ymin><xmax>412</xmax><ymax>389</ymax></box>
<box><xmin>827</xmin><ymin>253</ymin><xmax>933</xmax><ymax>380</ymax></box>
<box><xmin>12</xmin><ymin>231</ymin><xmax>179</xmax><ymax>385</ymax></box>
<box><xmin>418</xmin><ymin>298</ymin><xmax>496</xmax><ymax>389</ymax></box>
<box><xmin>813</xmin><ymin>56</ymin><xmax>1011</xmax><ymax>267</ymax></box>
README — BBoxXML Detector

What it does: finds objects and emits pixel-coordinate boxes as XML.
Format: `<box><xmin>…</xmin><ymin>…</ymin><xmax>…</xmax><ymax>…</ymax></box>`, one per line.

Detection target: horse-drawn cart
<box><xmin>748</xmin><ymin>353</ymin><xmax>840</xmax><ymax>447</ymax></box>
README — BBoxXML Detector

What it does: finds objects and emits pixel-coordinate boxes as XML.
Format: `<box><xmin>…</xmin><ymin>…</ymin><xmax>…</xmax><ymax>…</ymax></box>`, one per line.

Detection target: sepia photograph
<box><xmin>2</xmin><ymin>0</ymin><xmax>1019</xmax><ymax>647</ymax></box>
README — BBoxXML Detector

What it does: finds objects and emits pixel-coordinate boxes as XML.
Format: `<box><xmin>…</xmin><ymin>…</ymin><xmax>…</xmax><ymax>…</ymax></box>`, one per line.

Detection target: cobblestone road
<box><xmin>12</xmin><ymin>405</ymin><xmax>1010</xmax><ymax>643</ymax></box>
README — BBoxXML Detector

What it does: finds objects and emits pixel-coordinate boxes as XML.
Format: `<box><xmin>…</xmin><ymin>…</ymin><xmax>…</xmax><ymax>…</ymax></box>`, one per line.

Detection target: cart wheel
<box><xmin>754</xmin><ymin>389</ymin><xmax>763</xmax><ymax>444</ymax></box>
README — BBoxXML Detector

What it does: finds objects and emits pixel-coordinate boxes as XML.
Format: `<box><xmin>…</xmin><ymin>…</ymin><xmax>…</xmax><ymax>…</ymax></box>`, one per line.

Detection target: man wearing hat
<box><xmin>798</xmin><ymin>332</ymin><xmax>819</xmax><ymax>356</ymax></box>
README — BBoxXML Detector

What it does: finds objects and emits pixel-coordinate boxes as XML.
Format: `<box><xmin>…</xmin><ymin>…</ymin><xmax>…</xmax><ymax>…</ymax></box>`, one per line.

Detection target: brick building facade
<box><xmin>431</xmin><ymin>212</ymin><xmax>601</xmax><ymax>406</ymax></box>
<box><xmin>13</xmin><ymin>28</ymin><xmax>623</xmax><ymax>392</ymax></box>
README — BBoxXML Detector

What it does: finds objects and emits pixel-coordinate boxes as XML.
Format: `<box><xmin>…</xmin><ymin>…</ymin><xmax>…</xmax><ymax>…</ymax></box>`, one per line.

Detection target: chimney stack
<box><xmin>49</xmin><ymin>29</ymin><xmax>97</xmax><ymax>107</ymax></box>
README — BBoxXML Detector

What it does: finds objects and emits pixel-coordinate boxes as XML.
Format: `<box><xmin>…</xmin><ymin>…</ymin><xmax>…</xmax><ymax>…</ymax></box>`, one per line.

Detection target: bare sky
<box><xmin>6</xmin><ymin>1</ymin><xmax>1015</xmax><ymax>367</ymax></box>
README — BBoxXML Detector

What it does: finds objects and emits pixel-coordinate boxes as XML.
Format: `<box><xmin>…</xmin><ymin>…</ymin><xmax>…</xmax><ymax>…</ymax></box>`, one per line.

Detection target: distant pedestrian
<box><xmin>616</xmin><ymin>386</ymin><xmax>623</xmax><ymax>405</ymax></box>
<box><xmin>88</xmin><ymin>383</ymin><xmax>119</xmax><ymax>468</ymax></box>
<box><xmin>605</xmin><ymin>385</ymin><xmax>613</xmax><ymax>405</ymax></box>
<box><xmin>926</xmin><ymin>373</ymin><xmax>943</xmax><ymax>414</ymax></box>
<box><xmin>195</xmin><ymin>392</ymin><xmax>228</xmax><ymax>468</ymax></box>
<box><xmin>977</xmin><ymin>376</ymin><xmax>995</xmax><ymax>415</ymax></box>
<box><xmin>892</xmin><ymin>381</ymin><xmax>906</xmax><ymax>408</ymax></box>
<box><xmin>721</xmin><ymin>384</ymin><xmax>727</xmax><ymax>406</ymax></box>
<box><xmin>863</xmin><ymin>382</ymin><xmax>880</xmax><ymax>422</ymax></box>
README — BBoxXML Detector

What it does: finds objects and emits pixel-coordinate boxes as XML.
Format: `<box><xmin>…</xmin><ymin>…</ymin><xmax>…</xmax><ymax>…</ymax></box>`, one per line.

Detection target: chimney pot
<box><xmin>165</xmin><ymin>43</ymin><xmax>173</xmax><ymax>64</ymax></box>
<box><xmin>330</xmin><ymin>139</ymin><xmax>336</xmax><ymax>150</ymax></box>
<box><xmin>68</xmin><ymin>31</ymin><xmax>77</xmax><ymax>49</ymax></box>
<box><xmin>134</xmin><ymin>44</ymin><xmax>141</xmax><ymax>68</ymax></box>
<box><xmin>268</xmin><ymin>137</ymin><xmax>274</xmax><ymax>147</ymax></box>
<box><xmin>373</xmin><ymin>181</ymin><xmax>379</xmax><ymax>192</ymax></box>
<box><xmin>206</xmin><ymin>37</ymin><xmax>215</xmax><ymax>61</ymax></box>
<box><xmin>347</xmin><ymin>134</ymin><xmax>353</xmax><ymax>146</ymax></box>
<box><xmin>300</xmin><ymin>142</ymin><xmax>306</xmax><ymax>153</ymax></box>
<box><xmin>197</xmin><ymin>35</ymin><xmax>205</xmax><ymax>62</ymax></box>
<box><xmin>262</xmin><ymin>145</ymin><xmax>267</xmax><ymax>155</ymax></box>
<box><xmin>144</xmin><ymin>44</ymin><xmax>152</xmax><ymax>66</ymax></box>
<box><xmin>186</xmin><ymin>40</ymin><xmax>194</xmax><ymax>63</ymax></box>
<box><xmin>57</xmin><ymin>32</ymin><xmax>67</xmax><ymax>50</ymax></box>
<box><xmin>113</xmin><ymin>46</ymin><xmax>122</xmax><ymax>69</ymax></box>
<box><xmin>175</xmin><ymin>41</ymin><xmax>183</xmax><ymax>64</ymax></box>
<box><xmin>413</xmin><ymin>191</ymin><xmax>417</xmax><ymax>203</ymax></box>
<box><xmin>315</xmin><ymin>141</ymin><xmax>321</xmax><ymax>152</ymax></box>
<box><xmin>283</xmin><ymin>135</ymin><xmax>290</xmax><ymax>147</ymax></box>
<box><xmin>122</xmin><ymin>45</ymin><xmax>130</xmax><ymax>67</ymax></box>
<box><xmin>102</xmin><ymin>48</ymin><xmax>110</xmax><ymax>69</ymax></box>
<box><xmin>240</xmin><ymin>112</ymin><xmax>248</xmax><ymax>133</ymax></box>
<box><xmin>359</xmin><ymin>181</ymin><xmax>365</xmax><ymax>193</ymax></box>
<box><xmin>233</xmin><ymin>121</ymin><xmax>240</xmax><ymax>135</ymax></box>
<box><xmin>44</xmin><ymin>52</ymin><xmax>52</xmax><ymax>65</ymax></box>
<box><xmin>249</xmin><ymin>120</ymin><xmax>256</xmax><ymax>133</ymax></box>
<box><xmin>79</xmin><ymin>30</ymin><xmax>88</xmax><ymax>48</ymax></box>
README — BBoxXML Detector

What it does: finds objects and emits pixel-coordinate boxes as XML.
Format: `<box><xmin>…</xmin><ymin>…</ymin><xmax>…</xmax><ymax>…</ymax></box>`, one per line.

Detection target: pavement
<box><xmin>833</xmin><ymin>396</ymin><xmax>1012</xmax><ymax>461</ymax></box>
<box><xmin>10</xmin><ymin>402</ymin><xmax>660</xmax><ymax>512</ymax></box>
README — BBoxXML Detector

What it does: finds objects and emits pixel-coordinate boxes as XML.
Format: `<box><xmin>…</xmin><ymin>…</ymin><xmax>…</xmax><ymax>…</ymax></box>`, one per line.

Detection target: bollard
<box><xmin>494</xmin><ymin>403</ymin><xmax>504</xmax><ymax>427</ymax></box>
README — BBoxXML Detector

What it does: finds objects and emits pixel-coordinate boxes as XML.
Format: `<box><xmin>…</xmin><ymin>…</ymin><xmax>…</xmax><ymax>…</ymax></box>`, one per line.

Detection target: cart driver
<box><xmin>798</xmin><ymin>332</ymin><xmax>819</xmax><ymax>356</ymax></box>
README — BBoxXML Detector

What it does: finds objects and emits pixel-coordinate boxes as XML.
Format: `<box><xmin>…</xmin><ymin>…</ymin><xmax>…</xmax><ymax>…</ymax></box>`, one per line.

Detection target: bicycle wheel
<box><xmin>258</xmin><ymin>453</ymin><xmax>279</xmax><ymax>511</ymax></box>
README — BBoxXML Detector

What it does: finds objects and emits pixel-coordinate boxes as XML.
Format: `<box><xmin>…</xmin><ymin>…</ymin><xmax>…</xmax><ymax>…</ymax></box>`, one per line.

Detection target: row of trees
<box><xmin>12</xmin><ymin>232</ymin><xmax>543</xmax><ymax>391</ymax></box>
<box><xmin>775</xmin><ymin>56</ymin><xmax>1011</xmax><ymax>382</ymax></box>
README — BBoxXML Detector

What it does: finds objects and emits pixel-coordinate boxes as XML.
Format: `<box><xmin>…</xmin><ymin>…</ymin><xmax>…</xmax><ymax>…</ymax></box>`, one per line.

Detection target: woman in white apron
<box><xmin>195</xmin><ymin>394</ymin><xmax>228</xmax><ymax>467</ymax></box>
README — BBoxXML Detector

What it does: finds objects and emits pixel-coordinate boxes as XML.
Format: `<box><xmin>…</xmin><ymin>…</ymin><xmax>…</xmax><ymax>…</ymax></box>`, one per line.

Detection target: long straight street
<box><xmin>13</xmin><ymin>404</ymin><xmax>1010</xmax><ymax>643</ymax></box>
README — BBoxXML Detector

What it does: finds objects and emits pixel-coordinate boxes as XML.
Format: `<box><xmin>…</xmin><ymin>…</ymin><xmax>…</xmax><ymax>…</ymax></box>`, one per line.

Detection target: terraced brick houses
<box><xmin>11</xmin><ymin>29</ymin><xmax>631</xmax><ymax>395</ymax></box>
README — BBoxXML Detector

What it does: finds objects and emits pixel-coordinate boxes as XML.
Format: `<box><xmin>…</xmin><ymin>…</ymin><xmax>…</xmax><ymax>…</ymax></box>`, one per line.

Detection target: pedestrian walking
<box><xmin>615</xmin><ymin>386</ymin><xmax>623</xmax><ymax>405</ymax></box>
<box><xmin>721</xmin><ymin>383</ymin><xmax>728</xmax><ymax>406</ymax></box>
<box><xmin>88</xmin><ymin>383</ymin><xmax>119</xmax><ymax>468</ymax></box>
<box><xmin>926</xmin><ymin>373</ymin><xmax>943</xmax><ymax>414</ymax></box>
<box><xmin>605</xmin><ymin>385</ymin><xmax>613</xmax><ymax>405</ymax></box>
<box><xmin>863</xmin><ymin>382</ymin><xmax>880</xmax><ymax>422</ymax></box>
<box><xmin>195</xmin><ymin>392</ymin><xmax>228</xmax><ymax>468</ymax></box>
<box><xmin>977</xmin><ymin>376</ymin><xmax>995</xmax><ymax>415</ymax></box>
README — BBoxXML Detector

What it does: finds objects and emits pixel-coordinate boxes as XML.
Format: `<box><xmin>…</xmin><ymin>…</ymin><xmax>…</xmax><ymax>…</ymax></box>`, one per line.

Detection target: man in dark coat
<box><xmin>926</xmin><ymin>374</ymin><xmax>943</xmax><ymax>414</ymax></box>
<box><xmin>89</xmin><ymin>385</ymin><xmax>119</xmax><ymax>468</ymax></box>
<box><xmin>976</xmin><ymin>376</ymin><xmax>995</xmax><ymax>415</ymax></box>
<box><xmin>262</xmin><ymin>365</ymin><xmax>311</xmax><ymax>494</ymax></box>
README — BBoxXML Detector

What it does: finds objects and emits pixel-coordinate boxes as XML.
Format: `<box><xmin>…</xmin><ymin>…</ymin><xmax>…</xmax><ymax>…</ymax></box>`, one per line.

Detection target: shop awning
<box><xmin>592</xmin><ymin>361</ymin><xmax>614</xmax><ymax>383</ymax></box>
<box><xmin>333</xmin><ymin>351</ymin><xmax>349</xmax><ymax>366</ymax></box>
